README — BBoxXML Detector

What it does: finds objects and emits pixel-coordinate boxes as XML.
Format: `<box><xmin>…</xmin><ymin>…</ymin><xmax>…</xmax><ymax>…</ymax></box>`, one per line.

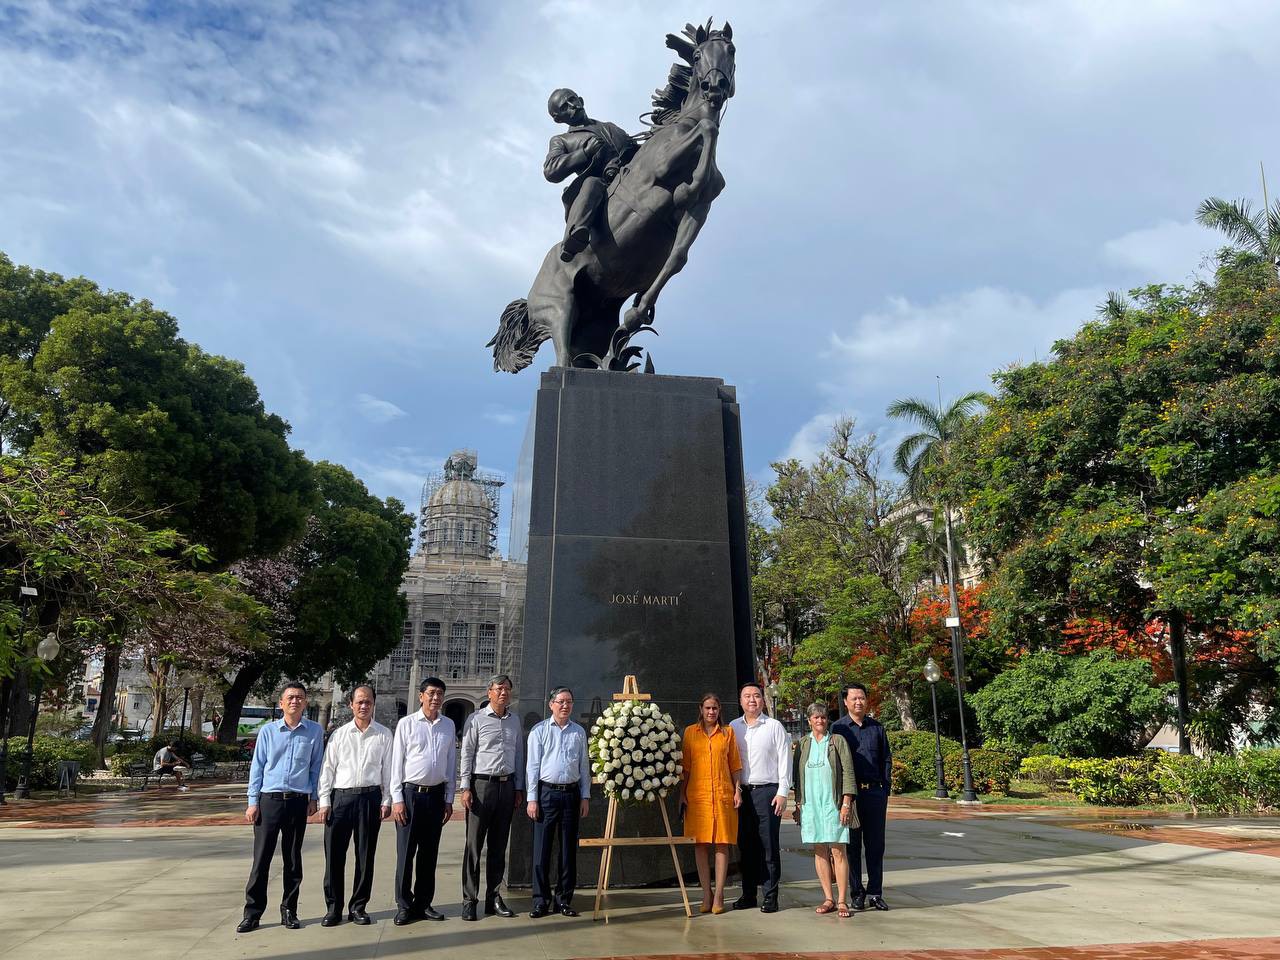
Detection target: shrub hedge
<box><xmin>1155</xmin><ymin>750</ymin><xmax>1280</xmax><ymax>814</ymax></box>
<box><xmin>2</xmin><ymin>736</ymin><xmax>96</xmax><ymax>789</ymax></box>
<box><xmin>885</xmin><ymin>731</ymin><xmax>1016</xmax><ymax>795</ymax></box>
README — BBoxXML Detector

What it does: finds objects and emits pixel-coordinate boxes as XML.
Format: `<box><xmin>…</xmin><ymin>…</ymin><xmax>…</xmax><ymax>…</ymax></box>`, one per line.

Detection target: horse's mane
<box><xmin>643</xmin><ymin>18</ymin><xmax>727</xmax><ymax>129</ymax></box>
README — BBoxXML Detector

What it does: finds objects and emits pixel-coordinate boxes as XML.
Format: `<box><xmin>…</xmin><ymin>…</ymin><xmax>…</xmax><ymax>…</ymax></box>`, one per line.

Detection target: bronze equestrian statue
<box><xmin>487</xmin><ymin>19</ymin><xmax>736</xmax><ymax>372</ymax></box>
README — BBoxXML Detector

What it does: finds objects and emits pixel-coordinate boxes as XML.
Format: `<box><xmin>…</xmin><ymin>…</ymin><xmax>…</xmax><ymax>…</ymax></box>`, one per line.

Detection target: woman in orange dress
<box><xmin>679</xmin><ymin>692</ymin><xmax>742</xmax><ymax>914</ymax></box>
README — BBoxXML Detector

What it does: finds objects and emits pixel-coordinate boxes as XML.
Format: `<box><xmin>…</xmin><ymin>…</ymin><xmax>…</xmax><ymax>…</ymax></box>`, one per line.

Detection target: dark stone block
<box><xmin>509</xmin><ymin>367</ymin><xmax>755</xmax><ymax>888</ymax></box>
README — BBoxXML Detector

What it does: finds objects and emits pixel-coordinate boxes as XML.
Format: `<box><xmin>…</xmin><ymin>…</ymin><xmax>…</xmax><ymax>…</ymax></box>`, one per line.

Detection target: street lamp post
<box><xmin>923</xmin><ymin>657</ymin><xmax>949</xmax><ymax>800</ymax></box>
<box><xmin>14</xmin><ymin>633</ymin><xmax>60</xmax><ymax>800</ymax></box>
<box><xmin>941</xmin><ymin>511</ymin><xmax>980</xmax><ymax>804</ymax></box>
<box><xmin>0</xmin><ymin>585</ymin><xmax>38</xmax><ymax>806</ymax></box>
<box><xmin>177</xmin><ymin>672</ymin><xmax>198</xmax><ymax>736</ymax></box>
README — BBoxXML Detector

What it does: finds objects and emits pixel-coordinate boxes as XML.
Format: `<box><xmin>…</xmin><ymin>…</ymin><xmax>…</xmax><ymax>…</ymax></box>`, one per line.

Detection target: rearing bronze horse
<box><xmin>487</xmin><ymin>20</ymin><xmax>736</xmax><ymax>373</ymax></box>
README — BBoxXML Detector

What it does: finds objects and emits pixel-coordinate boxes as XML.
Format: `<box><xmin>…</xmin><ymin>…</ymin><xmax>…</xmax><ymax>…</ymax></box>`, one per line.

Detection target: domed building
<box><xmin>369</xmin><ymin>450</ymin><xmax>526</xmax><ymax>732</ymax></box>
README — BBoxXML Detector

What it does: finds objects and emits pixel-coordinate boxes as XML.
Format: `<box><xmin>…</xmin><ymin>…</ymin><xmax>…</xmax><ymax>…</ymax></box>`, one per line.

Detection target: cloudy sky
<box><xmin>2</xmin><ymin>1</ymin><xmax>1278</xmax><ymax>548</ymax></box>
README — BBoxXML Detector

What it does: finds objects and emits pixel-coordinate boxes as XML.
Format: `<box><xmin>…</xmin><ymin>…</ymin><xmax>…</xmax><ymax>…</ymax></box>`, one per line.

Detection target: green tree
<box><xmin>969</xmin><ymin>649</ymin><xmax>1171</xmax><ymax>756</ymax></box>
<box><xmin>0</xmin><ymin>252</ymin><xmax>315</xmax><ymax>750</ymax></box>
<box><xmin>10</xmin><ymin>299</ymin><xmax>312</xmax><ymax>564</ymax></box>
<box><xmin>956</xmin><ymin>256</ymin><xmax>1280</xmax><ymax>751</ymax></box>
<box><xmin>1196</xmin><ymin>194</ymin><xmax>1280</xmax><ymax>281</ymax></box>
<box><xmin>216</xmin><ymin>462</ymin><xmax>414</xmax><ymax>741</ymax></box>
<box><xmin>0</xmin><ymin>455</ymin><xmax>257</xmax><ymax>762</ymax></box>
<box><xmin>772</xmin><ymin>418</ymin><xmax>931</xmax><ymax>727</ymax></box>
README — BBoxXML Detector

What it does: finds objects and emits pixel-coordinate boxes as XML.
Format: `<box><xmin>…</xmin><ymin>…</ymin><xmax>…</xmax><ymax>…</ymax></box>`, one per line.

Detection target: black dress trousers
<box><xmin>323</xmin><ymin>788</ymin><xmax>383</xmax><ymax>914</ymax></box>
<box><xmin>531</xmin><ymin>783</ymin><xmax>581</xmax><ymax>909</ymax></box>
<box><xmin>244</xmin><ymin>793</ymin><xmax>310</xmax><ymax>919</ymax></box>
<box><xmin>395</xmin><ymin>783</ymin><xmax>448</xmax><ymax>912</ymax></box>
<box><xmin>462</xmin><ymin>778</ymin><xmax>515</xmax><ymax>904</ymax></box>
<box><xmin>848</xmin><ymin>788</ymin><xmax>888</xmax><ymax>896</ymax></box>
<box><xmin>737</xmin><ymin>783</ymin><xmax>782</xmax><ymax>902</ymax></box>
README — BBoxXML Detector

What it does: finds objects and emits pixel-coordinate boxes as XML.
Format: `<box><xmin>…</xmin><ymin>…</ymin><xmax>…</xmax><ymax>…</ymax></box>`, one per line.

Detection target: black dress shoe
<box><xmin>393</xmin><ymin>909</ymin><xmax>416</xmax><ymax>926</ymax></box>
<box><xmin>760</xmin><ymin>898</ymin><xmax>779</xmax><ymax>914</ymax></box>
<box><xmin>236</xmin><ymin>917</ymin><xmax>260</xmax><ymax>934</ymax></box>
<box><xmin>280</xmin><ymin>908</ymin><xmax>301</xmax><ymax>929</ymax></box>
<box><xmin>420</xmin><ymin>906</ymin><xmax>446</xmax><ymax>921</ymax></box>
<box><xmin>348</xmin><ymin>909</ymin><xmax>372</xmax><ymax>925</ymax></box>
<box><xmin>529</xmin><ymin>903</ymin><xmax>550</xmax><ymax>919</ymax></box>
<box><xmin>320</xmin><ymin>912</ymin><xmax>342</xmax><ymax>927</ymax></box>
<box><xmin>732</xmin><ymin>895</ymin><xmax>758</xmax><ymax>910</ymax></box>
<box><xmin>559</xmin><ymin>904</ymin><xmax>580</xmax><ymax>918</ymax></box>
<box><xmin>462</xmin><ymin>901</ymin><xmax>478</xmax><ymax>921</ymax></box>
<box><xmin>486</xmin><ymin>895</ymin><xmax>515</xmax><ymax>918</ymax></box>
<box><xmin>852</xmin><ymin>893</ymin><xmax>867</xmax><ymax>911</ymax></box>
<box><xmin>868</xmin><ymin>895</ymin><xmax>889</xmax><ymax>911</ymax></box>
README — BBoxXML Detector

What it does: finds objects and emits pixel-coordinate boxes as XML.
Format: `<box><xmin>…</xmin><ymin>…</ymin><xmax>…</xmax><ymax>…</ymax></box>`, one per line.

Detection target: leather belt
<box><xmin>260</xmin><ymin>791</ymin><xmax>309</xmax><ymax>800</ymax></box>
<box><xmin>473</xmin><ymin>773</ymin><xmax>511</xmax><ymax>782</ymax></box>
<box><xmin>859</xmin><ymin>781</ymin><xmax>885</xmax><ymax>790</ymax></box>
<box><xmin>405</xmin><ymin>781</ymin><xmax>446</xmax><ymax>794</ymax></box>
<box><xmin>541</xmin><ymin>781</ymin><xmax>579</xmax><ymax>791</ymax></box>
<box><xmin>742</xmin><ymin>782</ymin><xmax>778</xmax><ymax>791</ymax></box>
<box><xmin>333</xmin><ymin>785</ymin><xmax>381</xmax><ymax>795</ymax></box>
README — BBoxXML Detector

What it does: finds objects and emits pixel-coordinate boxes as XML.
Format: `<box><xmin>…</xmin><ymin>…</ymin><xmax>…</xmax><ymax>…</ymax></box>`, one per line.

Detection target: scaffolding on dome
<box><xmin>419</xmin><ymin>449</ymin><xmax>505</xmax><ymax>555</ymax></box>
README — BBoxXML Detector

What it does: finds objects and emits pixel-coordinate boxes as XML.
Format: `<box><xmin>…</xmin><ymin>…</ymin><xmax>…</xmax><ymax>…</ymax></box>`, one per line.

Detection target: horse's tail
<box><xmin>486</xmin><ymin>298</ymin><xmax>547</xmax><ymax>373</ymax></box>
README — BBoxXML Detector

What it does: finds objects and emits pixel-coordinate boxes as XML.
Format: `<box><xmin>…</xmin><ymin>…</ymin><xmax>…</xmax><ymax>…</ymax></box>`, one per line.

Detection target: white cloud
<box><xmin>781</xmin><ymin>412</ymin><xmax>841</xmax><ymax>466</ymax></box>
<box><xmin>828</xmin><ymin>285</ymin><xmax>1104</xmax><ymax>397</ymax></box>
<box><xmin>354</xmin><ymin>393</ymin><xmax>407</xmax><ymax>423</ymax></box>
<box><xmin>5</xmin><ymin>0</ymin><xmax>1280</xmax><ymax>508</ymax></box>
<box><xmin>482</xmin><ymin>406</ymin><xmax>523</xmax><ymax>426</ymax></box>
<box><xmin>1102</xmin><ymin>219</ymin><xmax>1216</xmax><ymax>284</ymax></box>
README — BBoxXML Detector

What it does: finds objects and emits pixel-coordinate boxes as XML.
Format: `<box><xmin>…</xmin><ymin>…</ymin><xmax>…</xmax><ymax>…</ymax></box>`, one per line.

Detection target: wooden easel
<box><xmin>579</xmin><ymin>675</ymin><xmax>695</xmax><ymax>920</ymax></box>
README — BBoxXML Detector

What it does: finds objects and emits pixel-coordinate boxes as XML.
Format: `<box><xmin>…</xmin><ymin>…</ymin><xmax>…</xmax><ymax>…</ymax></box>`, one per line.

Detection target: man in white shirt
<box><xmin>389</xmin><ymin>676</ymin><xmax>457</xmax><ymax>925</ymax></box>
<box><xmin>317</xmin><ymin>684</ymin><xmax>393</xmax><ymax>926</ymax></box>
<box><xmin>729</xmin><ymin>681</ymin><xmax>790</xmax><ymax>913</ymax></box>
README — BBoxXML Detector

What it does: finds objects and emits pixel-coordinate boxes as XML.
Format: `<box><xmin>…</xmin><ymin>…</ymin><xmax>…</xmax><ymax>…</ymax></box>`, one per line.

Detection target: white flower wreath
<box><xmin>588</xmin><ymin>698</ymin><xmax>683</xmax><ymax>804</ymax></box>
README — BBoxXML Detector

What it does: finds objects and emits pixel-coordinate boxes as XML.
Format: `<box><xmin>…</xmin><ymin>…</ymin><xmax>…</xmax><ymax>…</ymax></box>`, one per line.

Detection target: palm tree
<box><xmin>887</xmin><ymin>389</ymin><xmax>988</xmax><ymax>802</ymax></box>
<box><xmin>887</xmin><ymin>391</ymin><xmax>989</xmax><ymax>505</ymax></box>
<box><xmin>1195</xmin><ymin>195</ymin><xmax>1280</xmax><ymax>280</ymax></box>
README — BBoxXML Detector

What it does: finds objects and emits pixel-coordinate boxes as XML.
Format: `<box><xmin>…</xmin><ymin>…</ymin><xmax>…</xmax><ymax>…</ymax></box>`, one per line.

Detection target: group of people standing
<box><xmin>679</xmin><ymin>682</ymin><xmax>891</xmax><ymax>918</ymax></box>
<box><xmin>236</xmin><ymin>673</ymin><xmax>591</xmax><ymax>933</ymax></box>
<box><xmin>234</xmin><ymin>674</ymin><xmax>892</xmax><ymax>934</ymax></box>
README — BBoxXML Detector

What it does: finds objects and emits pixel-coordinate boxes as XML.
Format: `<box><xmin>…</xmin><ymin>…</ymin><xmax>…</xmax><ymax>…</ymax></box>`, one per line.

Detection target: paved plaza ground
<box><xmin>1</xmin><ymin>785</ymin><xmax>1278</xmax><ymax>959</ymax></box>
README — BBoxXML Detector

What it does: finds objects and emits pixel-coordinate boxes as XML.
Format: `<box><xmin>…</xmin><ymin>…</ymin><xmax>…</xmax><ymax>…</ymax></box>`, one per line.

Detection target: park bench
<box><xmin>127</xmin><ymin>760</ymin><xmax>182</xmax><ymax>790</ymax></box>
<box><xmin>189</xmin><ymin>753</ymin><xmax>217</xmax><ymax>779</ymax></box>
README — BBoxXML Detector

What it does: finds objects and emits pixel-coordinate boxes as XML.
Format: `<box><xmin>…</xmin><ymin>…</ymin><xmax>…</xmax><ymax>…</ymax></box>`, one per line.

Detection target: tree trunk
<box><xmin>891</xmin><ymin>686</ymin><xmax>917</xmax><ymax>731</ymax></box>
<box><xmin>6</xmin><ymin>669</ymin><xmax>31</xmax><ymax>737</ymax></box>
<box><xmin>219</xmin><ymin>661</ymin><xmax>265</xmax><ymax>744</ymax></box>
<box><xmin>91</xmin><ymin>647</ymin><xmax>122</xmax><ymax>768</ymax></box>
<box><xmin>188</xmin><ymin>687</ymin><xmax>204</xmax><ymax>735</ymax></box>
<box><xmin>1168</xmin><ymin>609</ymin><xmax>1192</xmax><ymax>755</ymax></box>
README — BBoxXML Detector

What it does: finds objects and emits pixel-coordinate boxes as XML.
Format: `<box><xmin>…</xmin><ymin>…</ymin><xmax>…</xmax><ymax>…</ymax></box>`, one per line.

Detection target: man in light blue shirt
<box><xmin>238</xmin><ymin>681</ymin><xmax>325</xmax><ymax>933</ymax></box>
<box><xmin>525</xmin><ymin>685</ymin><xmax>591</xmax><ymax>918</ymax></box>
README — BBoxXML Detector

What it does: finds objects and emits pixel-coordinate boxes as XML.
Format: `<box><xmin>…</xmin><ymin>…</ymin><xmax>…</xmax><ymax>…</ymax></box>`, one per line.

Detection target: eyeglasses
<box><xmin>551</xmin><ymin>698</ymin><xmax>574</xmax><ymax>706</ymax></box>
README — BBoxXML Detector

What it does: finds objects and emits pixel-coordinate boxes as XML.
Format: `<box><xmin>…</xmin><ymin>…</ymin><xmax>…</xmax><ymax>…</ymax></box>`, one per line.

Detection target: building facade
<box><xmin>368</xmin><ymin>450</ymin><xmax>526</xmax><ymax>732</ymax></box>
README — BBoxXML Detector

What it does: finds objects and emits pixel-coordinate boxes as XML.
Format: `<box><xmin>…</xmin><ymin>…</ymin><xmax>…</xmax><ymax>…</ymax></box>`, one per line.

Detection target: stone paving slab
<box><xmin>2</xmin><ymin>801</ymin><xmax>1279</xmax><ymax>960</ymax></box>
<box><xmin>592</xmin><ymin>943</ymin><xmax>1280</xmax><ymax>960</ymax></box>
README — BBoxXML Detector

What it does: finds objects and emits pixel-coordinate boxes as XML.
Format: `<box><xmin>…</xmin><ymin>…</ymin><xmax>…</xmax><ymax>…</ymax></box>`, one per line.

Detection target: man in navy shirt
<box><xmin>831</xmin><ymin>682</ymin><xmax>892</xmax><ymax>911</ymax></box>
<box><xmin>238</xmin><ymin>681</ymin><xmax>325</xmax><ymax>933</ymax></box>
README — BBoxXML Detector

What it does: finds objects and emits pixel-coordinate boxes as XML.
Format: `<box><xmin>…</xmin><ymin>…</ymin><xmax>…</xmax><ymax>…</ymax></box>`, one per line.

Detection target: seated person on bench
<box><xmin>153</xmin><ymin>741</ymin><xmax>191</xmax><ymax>791</ymax></box>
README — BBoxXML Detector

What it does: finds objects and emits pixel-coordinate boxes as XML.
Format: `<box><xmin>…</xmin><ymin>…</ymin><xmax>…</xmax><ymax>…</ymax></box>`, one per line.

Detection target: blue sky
<box><xmin>2</xmin><ymin>1</ymin><xmax>1278</xmax><ymax>550</ymax></box>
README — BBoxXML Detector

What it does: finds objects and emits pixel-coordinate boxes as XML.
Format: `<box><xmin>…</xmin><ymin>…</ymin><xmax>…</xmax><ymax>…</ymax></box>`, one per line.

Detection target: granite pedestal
<box><xmin>508</xmin><ymin>366</ymin><xmax>756</xmax><ymax>887</ymax></box>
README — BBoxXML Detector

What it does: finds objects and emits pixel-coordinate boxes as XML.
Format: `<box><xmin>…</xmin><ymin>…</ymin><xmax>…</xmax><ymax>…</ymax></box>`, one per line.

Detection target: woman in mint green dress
<box><xmin>792</xmin><ymin>702</ymin><xmax>858</xmax><ymax>917</ymax></box>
